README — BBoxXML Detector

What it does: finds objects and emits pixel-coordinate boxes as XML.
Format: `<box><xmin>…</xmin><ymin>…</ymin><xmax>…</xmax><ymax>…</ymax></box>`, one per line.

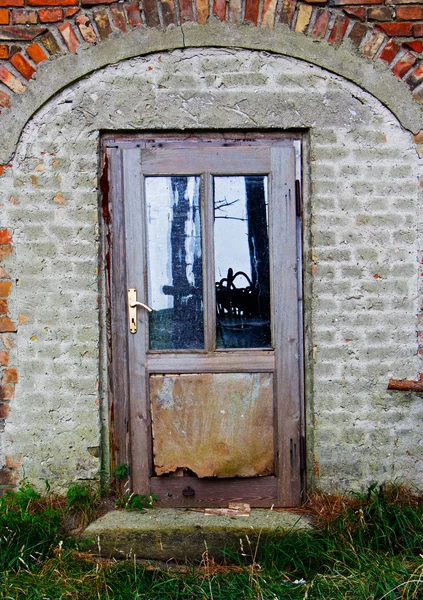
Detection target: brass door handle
<box><xmin>128</xmin><ymin>288</ymin><xmax>152</xmax><ymax>334</ymax></box>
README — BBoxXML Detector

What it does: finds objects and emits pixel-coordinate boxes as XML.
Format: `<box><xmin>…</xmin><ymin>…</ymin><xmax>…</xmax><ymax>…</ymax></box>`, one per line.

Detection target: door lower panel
<box><xmin>151</xmin><ymin>476</ymin><xmax>278</xmax><ymax>508</ymax></box>
<box><xmin>150</xmin><ymin>372</ymin><xmax>274</xmax><ymax>478</ymax></box>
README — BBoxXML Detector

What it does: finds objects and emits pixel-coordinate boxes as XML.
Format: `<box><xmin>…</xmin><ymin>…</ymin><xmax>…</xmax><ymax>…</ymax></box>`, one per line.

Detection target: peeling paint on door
<box><xmin>150</xmin><ymin>372</ymin><xmax>274</xmax><ymax>478</ymax></box>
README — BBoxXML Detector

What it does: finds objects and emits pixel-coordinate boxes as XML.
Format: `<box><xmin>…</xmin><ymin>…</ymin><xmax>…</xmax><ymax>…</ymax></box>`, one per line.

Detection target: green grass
<box><xmin>0</xmin><ymin>482</ymin><xmax>423</xmax><ymax>599</ymax></box>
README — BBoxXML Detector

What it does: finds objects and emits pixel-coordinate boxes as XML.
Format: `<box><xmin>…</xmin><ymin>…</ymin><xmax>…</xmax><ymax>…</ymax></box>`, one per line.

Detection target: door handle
<box><xmin>128</xmin><ymin>288</ymin><xmax>153</xmax><ymax>334</ymax></box>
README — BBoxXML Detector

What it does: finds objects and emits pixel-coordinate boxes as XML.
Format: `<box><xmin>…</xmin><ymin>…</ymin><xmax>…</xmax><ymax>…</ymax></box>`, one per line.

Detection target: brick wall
<box><xmin>2</xmin><ymin>0</ymin><xmax>423</xmax><ymax>117</ymax></box>
<box><xmin>0</xmin><ymin>229</ymin><xmax>19</xmax><ymax>491</ymax></box>
<box><xmin>0</xmin><ymin>47</ymin><xmax>421</xmax><ymax>492</ymax></box>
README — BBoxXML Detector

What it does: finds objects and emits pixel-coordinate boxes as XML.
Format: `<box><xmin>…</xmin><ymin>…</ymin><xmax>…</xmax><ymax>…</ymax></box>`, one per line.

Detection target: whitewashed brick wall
<box><xmin>0</xmin><ymin>48</ymin><xmax>421</xmax><ymax>492</ymax></box>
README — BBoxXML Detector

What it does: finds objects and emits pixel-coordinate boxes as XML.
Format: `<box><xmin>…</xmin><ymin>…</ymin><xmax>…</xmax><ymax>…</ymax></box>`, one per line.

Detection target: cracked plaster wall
<box><xmin>0</xmin><ymin>47</ymin><xmax>421</xmax><ymax>492</ymax></box>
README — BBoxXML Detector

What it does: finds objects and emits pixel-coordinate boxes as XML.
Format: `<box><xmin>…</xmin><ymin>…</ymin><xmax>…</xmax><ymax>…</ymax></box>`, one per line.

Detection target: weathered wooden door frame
<box><xmin>102</xmin><ymin>132</ymin><xmax>305</xmax><ymax>507</ymax></box>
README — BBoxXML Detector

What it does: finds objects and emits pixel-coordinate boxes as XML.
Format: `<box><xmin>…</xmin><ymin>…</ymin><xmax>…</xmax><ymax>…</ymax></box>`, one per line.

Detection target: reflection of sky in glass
<box><xmin>146</xmin><ymin>177</ymin><xmax>201</xmax><ymax>311</ymax></box>
<box><xmin>214</xmin><ymin>176</ymin><xmax>268</xmax><ymax>283</ymax></box>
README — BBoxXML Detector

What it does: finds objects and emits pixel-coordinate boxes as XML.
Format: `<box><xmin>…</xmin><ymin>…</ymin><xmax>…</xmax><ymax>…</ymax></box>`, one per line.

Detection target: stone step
<box><xmin>81</xmin><ymin>508</ymin><xmax>312</xmax><ymax>562</ymax></box>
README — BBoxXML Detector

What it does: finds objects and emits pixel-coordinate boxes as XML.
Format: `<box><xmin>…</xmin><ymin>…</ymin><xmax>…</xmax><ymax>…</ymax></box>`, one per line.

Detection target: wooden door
<box><xmin>103</xmin><ymin>134</ymin><xmax>304</xmax><ymax>507</ymax></box>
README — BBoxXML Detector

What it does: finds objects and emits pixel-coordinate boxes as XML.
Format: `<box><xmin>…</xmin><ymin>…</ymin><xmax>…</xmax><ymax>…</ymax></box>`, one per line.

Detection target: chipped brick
<box><xmin>367</xmin><ymin>6</ymin><xmax>393</xmax><ymax>20</ymax></box>
<box><xmin>404</xmin><ymin>40</ymin><xmax>423</xmax><ymax>52</ymax></box>
<box><xmin>0</xmin><ymin>247</ymin><xmax>13</xmax><ymax>261</ymax></box>
<box><xmin>0</xmin><ymin>89</ymin><xmax>10</xmax><ymax>107</ymax></box>
<box><xmin>397</xmin><ymin>5</ymin><xmax>423</xmax><ymax>20</ymax></box>
<box><xmin>0</xmin><ymin>25</ymin><xmax>46</xmax><ymax>40</ymax></box>
<box><xmin>0</xmin><ymin>0</ymin><xmax>23</xmax><ymax>6</ymax></box>
<box><xmin>5</xmin><ymin>455</ymin><xmax>22</xmax><ymax>469</ymax></box>
<box><xmin>27</xmin><ymin>0</ymin><xmax>77</xmax><ymax>5</ymax></box>
<box><xmin>377</xmin><ymin>22</ymin><xmax>413</xmax><ymax>36</ymax></box>
<box><xmin>406</xmin><ymin>64</ymin><xmax>423</xmax><ymax>89</ymax></box>
<box><xmin>41</xmin><ymin>30</ymin><xmax>64</xmax><ymax>55</ymax></box>
<box><xmin>161</xmin><ymin>0</ymin><xmax>177</xmax><ymax>27</ymax></box>
<box><xmin>245</xmin><ymin>0</ymin><xmax>260</xmax><ymax>24</ymax></box>
<box><xmin>311</xmin><ymin>8</ymin><xmax>329</xmax><ymax>39</ymax></box>
<box><xmin>39</xmin><ymin>8</ymin><xmax>62</xmax><ymax>22</ymax></box>
<box><xmin>328</xmin><ymin>15</ymin><xmax>349</xmax><ymax>44</ymax></box>
<box><xmin>0</xmin><ymin>66</ymin><xmax>25</xmax><ymax>93</ymax></box>
<box><xmin>0</xmin><ymin>385</ymin><xmax>14</xmax><ymax>400</ymax></box>
<box><xmin>11</xmin><ymin>9</ymin><xmax>37</xmax><ymax>23</ymax></box>
<box><xmin>76</xmin><ymin>14</ymin><xmax>97</xmax><ymax>44</ymax></box>
<box><xmin>0</xmin><ymin>230</ymin><xmax>12</xmax><ymax>245</ymax></box>
<box><xmin>26</xmin><ymin>41</ymin><xmax>47</xmax><ymax>63</ymax></box>
<box><xmin>0</xmin><ymin>300</ymin><xmax>7</xmax><ymax>314</ymax></box>
<box><xmin>0</xmin><ymin>44</ymin><xmax>8</xmax><ymax>58</ymax></box>
<box><xmin>261</xmin><ymin>0</ymin><xmax>276</xmax><ymax>27</ymax></box>
<box><xmin>349</xmin><ymin>22</ymin><xmax>367</xmax><ymax>47</ymax></box>
<box><xmin>362</xmin><ymin>30</ymin><xmax>386</xmax><ymax>57</ymax></box>
<box><xmin>392</xmin><ymin>51</ymin><xmax>417</xmax><ymax>78</ymax></box>
<box><xmin>179</xmin><ymin>0</ymin><xmax>194</xmax><ymax>22</ymax></box>
<box><xmin>0</xmin><ymin>9</ymin><xmax>8</xmax><ymax>24</ymax></box>
<box><xmin>212</xmin><ymin>0</ymin><xmax>226</xmax><ymax>20</ymax></box>
<box><xmin>0</xmin><ymin>468</ymin><xmax>18</xmax><ymax>486</ymax></box>
<box><xmin>10</xmin><ymin>52</ymin><xmax>36</xmax><ymax>79</ymax></box>
<box><xmin>295</xmin><ymin>3</ymin><xmax>313</xmax><ymax>33</ymax></box>
<box><xmin>0</xmin><ymin>352</ymin><xmax>8</xmax><ymax>367</ymax></box>
<box><xmin>280</xmin><ymin>0</ymin><xmax>296</xmax><ymax>25</ymax></box>
<box><xmin>229</xmin><ymin>0</ymin><xmax>241</xmax><ymax>22</ymax></box>
<box><xmin>379</xmin><ymin>39</ymin><xmax>400</xmax><ymax>63</ymax></box>
<box><xmin>143</xmin><ymin>0</ymin><xmax>160</xmax><ymax>25</ymax></box>
<box><xmin>0</xmin><ymin>317</ymin><xmax>16</xmax><ymax>333</ymax></box>
<box><xmin>53</xmin><ymin>192</ymin><xmax>66</xmax><ymax>204</ymax></box>
<box><xmin>4</xmin><ymin>368</ymin><xmax>17</xmax><ymax>383</ymax></box>
<box><xmin>344</xmin><ymin>6</ymin><xmax>365</xmax><ymax>19</ymax></box>
<box><xmin>125</xmin><ymin>0</ymin><xmax>142</xmax><ymax>26</ymax></box>
<box><xmin>196</xmin><ymin>0</ymin><xmax>208</xmax><ymax>24</ymax></box>
<box><xmin>110</xmin><ymin>4</ymin><xmax>127</xmax><ymax>32</ymax></box>
<box><xmin>0</xmin><ymin>403</ymin><xmax>10</xmax><ymax>419</ymax></box>
<box><xmin>2</xmin><ymin>334</ymin><xmax>15</xmax><ymax>350</ymax></box>
<box><xmin>0</xmin><ymin>282</ymin><xmax>12</xmax><ymax>298</ymax></box>
<box><xmin>58</xmin><ymin>21</ymin><xmax>79</xmax><ymax>52</ymax></box>
<box><xmin>93</xmin><ymin>8</ymin><xmax>113</xmax><ymax>39</ymax></box>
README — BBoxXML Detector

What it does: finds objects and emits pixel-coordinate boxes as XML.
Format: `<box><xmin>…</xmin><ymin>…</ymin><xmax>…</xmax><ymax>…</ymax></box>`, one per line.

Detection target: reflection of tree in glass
<box><xmin>245</xmin><ymin>177</ymin><xmax>270</xmax><ymax>322</ymax></box>
<box><xmin>214</xmin><ymin>197</ymin><xmax>246</xmax><ymax>222</ymax></box>
<box><xmin>161</xmin><ymin>177</ymin><xmax>203</xmax><ymax>349</ymax></box>
<box><xmin>214</xmin><ymin>176</ymin><xmax>271</xmax><ymax>348</ymax></box>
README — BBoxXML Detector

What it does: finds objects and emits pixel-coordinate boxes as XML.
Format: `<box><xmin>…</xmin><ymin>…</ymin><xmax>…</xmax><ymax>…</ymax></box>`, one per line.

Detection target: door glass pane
<box><xmin>146</xmin><ymin>176</ymin><xmax>204</xmax><ymax>350</ymax></box>
<box><xmin>214</xmin><ymin>176</ymin><xmax>271</xmax><ymax>349</ymax></box>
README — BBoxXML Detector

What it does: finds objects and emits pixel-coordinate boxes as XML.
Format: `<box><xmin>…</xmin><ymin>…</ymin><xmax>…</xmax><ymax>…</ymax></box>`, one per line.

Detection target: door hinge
<box><xmin>295</xmin><ymin>179</ymin><xmax>302</xmax><ymax>218</ymax></box>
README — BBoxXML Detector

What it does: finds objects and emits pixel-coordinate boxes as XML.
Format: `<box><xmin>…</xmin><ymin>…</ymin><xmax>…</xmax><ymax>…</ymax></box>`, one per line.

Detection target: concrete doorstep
<box><xmin>81</xmin><ymin>508</ymin><xmax>312</xmax><ymax>562</ymax></box>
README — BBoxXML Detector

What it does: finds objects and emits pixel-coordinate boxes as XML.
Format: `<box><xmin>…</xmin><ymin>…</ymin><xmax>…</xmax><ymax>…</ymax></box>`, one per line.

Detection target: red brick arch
<box><xmin>0</xmin><ymin>0</ymin><xmax>423</xmax><ymax>163</ymax></box>
<box><xmin>1</xmin><ymin>0</ymin><xmax>423</xmax><ymax>107</ymax></box>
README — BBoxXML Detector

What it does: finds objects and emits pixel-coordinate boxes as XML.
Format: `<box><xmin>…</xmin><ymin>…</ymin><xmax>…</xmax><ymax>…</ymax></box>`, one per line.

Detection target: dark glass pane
<box><xmin>146</xmin><ymin>176</ymin><xmax>204</xmax><ymax>350</ymax></box>
<box><xmin>214</xmin><ymin>176</ymin><xmax>271</xmax><ymax>349</ymax></box>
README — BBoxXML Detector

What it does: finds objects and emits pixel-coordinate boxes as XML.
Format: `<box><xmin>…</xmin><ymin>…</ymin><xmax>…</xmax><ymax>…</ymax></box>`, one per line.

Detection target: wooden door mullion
<box><xmin>202</xmin><ymin>172</ymin><xmax>216</xmax><ymax>353</ymax></box>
